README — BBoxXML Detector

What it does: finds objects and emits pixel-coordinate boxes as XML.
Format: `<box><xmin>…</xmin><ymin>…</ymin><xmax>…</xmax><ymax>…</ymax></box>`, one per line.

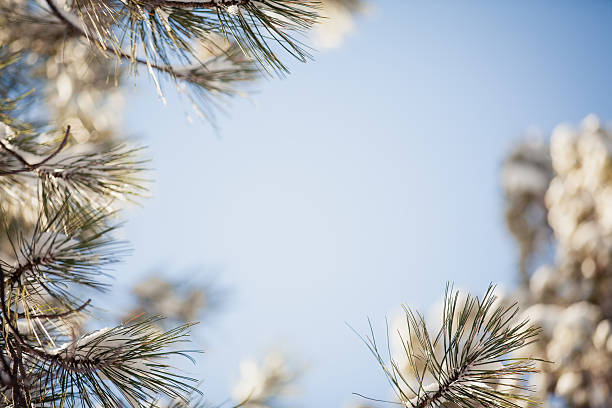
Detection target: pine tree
<box><xmin>0</xmin><ymin>1</ymin><xmax>542</xmax><ymax>407</ymax></box>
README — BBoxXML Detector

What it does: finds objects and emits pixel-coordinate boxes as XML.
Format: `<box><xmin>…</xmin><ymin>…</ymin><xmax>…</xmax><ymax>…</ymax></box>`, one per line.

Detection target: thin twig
<box><xmin>0</xmin><ymin>126</ymin><xmax>70</xmax><ymax>176</ymax></box>
<box><xmin>29</xmin><ymin>125</ymin><xmax>70</xmax><ymax>168</ymax></box>
<box><xmin>19</xmin><ymin>299</ymin><xmax>91</xmax><ymax>320</ymax></box>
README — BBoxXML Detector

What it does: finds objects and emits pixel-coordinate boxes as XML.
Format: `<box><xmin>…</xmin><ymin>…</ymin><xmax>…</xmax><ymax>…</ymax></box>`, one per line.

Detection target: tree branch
<box><xmin>141</xmin><ymin>0</ymin><xmax>249</xmax><ymax>8</ymax></box>
<box><xmin>43</xmin><ymin>0</ymin><xmax>202</xmax><ymax>80</ymax></box>
<box><xmin>0</xmin><ymin>126</ymin><xmax>70</xmax><ymax>176</ymax></box>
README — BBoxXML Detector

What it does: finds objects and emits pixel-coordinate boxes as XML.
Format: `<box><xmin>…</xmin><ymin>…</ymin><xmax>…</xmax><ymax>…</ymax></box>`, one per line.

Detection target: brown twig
<box><xmin>0</xmin><ymin>126</ymin><xmax>71</xmax><ymax>176</ymax></box>
<box><xmin>29</xmin><ymin>126</ymin><xmax>70</xmax><ymax>168</ymax></box>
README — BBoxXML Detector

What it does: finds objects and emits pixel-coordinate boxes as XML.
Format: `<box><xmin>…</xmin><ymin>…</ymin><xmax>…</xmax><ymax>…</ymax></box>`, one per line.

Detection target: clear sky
<box><xmin>117</xmin><ymin>1</ymin><xmax>612</xmax><ymax>407</ymax></box>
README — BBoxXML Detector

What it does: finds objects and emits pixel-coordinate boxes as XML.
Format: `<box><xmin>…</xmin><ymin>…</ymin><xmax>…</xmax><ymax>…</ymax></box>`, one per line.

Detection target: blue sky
<box><xmin>118</xmin><ymin>1</ymin><xmax>612</xmax><ymax>407</ymax></box>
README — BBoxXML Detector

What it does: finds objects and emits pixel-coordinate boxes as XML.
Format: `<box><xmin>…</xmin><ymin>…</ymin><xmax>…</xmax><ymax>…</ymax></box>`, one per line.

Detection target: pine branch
<box><xmin>36</xmin><ymin>143</ymin><xmax>148</xmax><ymax>213</ymax></box>
<box><xmin>42</xmin><ymin>0</ymin><xmax>260</xmax><ymax>122</ymax></box>
<box><xmin>44</xmin><ymin>0</ymin><xmax>318</xmax><ymax>74</ymax></box>
<box><xmin>41</xmin><ymin>321</ymin><xmax>197</xmax><ymax>407</ymax></box>
<box><xmin>0</xmin><ymin>286</ymin><xmax>199</xmax><ymax>407</ymax></box>
<box><xmin>0</xmin><ymin>125</ymin><xmax>147</xmax><ymax>217</ymax></box>
<box><xmin>0</xmin><ymin>202</ymin><xmax>127</xmax><ymax>308</ymax></box>
<box><xmin>0</xmin><ymin>263</ymin><xmax>196</xmax><ymax>405</ymax></box>
<box><xmin>357</xmin><ymin>284</ymin><xmax>543</xmax><ymax>408</ymax></box>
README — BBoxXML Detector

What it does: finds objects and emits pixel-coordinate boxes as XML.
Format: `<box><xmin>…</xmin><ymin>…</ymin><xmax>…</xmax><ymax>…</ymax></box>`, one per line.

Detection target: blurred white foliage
<box><xmin>502</xmin><ymin>137</ymin><xmax>553</xmax><ymax>286</ymax></box>
<box><xmin>132</xmin><ymin>276</ymin><xmax>206</xmax><ymax>323</ymax></box>
<box><xmin>502</xmin><ymin>142</ymin><xmax>551</xmax><ymax>196</ymax></box>
<box><xmin>312</xmin><ymin>0</ymin><xmax>366</xmax><ymax>49</ymax></box>
<box><xmin>504</xmin><ymin>114</ymin><xmax>612</xmax><ymax>407</ymax></box>
<box><xmin>43</xmin><ymin>40</ymin><xmax>124</xmax><ymax>143</ymax></box>
<box><xmin>232</xmin><ymin>351</ymin><xmax>296</xmax><ymax>408</ymax></box>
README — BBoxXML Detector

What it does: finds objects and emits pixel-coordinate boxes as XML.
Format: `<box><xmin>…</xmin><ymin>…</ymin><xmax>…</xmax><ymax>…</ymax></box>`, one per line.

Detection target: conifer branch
<box><xmin>0</xmin><ymin>262</ymin><xmax>197</xmax><ymax>407</ymax></box>
<box><xmin>43</xmin><ymin>0</ymin><xmax>260</xmax><ymax>121</ymax></box>
<box><xmin>1</xmin><ymin>203</ymin><xmax>125</xmax><ymax>307</ymax></box>
<box><xmin>43</xmin><ymin>0</ymin><xmax>318</xmax><ymax>75</ymax></box>
<box><xmin>357</xmin><ymin>284</ymin><xmax>543</xmax><ymax>408</ymax></box>
<box><xmin>0</xmin><ymin>128</ymin><xmax>147</xmax><ymax>217</ymax></box>
<box><xmin>26</xmin><ymin>320</ymin><xmax>199</xmax><ymax>407</ymax></box>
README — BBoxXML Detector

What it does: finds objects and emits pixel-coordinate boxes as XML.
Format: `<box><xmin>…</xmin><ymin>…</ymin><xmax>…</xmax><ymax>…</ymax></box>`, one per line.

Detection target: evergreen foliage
<box><xmin>0</xmin><ymin>1</ymin><xmax>543</xmax><ymax>407</ymax></box>
<box><xmin>357</xmin><ymin>285</ymin><xmax>542</xmax><ymax>408</ymax></box>
<box><xmin>0</xmin><ymin>0</ymin><xmax>319</xmax><ymax>404</ymax></box>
